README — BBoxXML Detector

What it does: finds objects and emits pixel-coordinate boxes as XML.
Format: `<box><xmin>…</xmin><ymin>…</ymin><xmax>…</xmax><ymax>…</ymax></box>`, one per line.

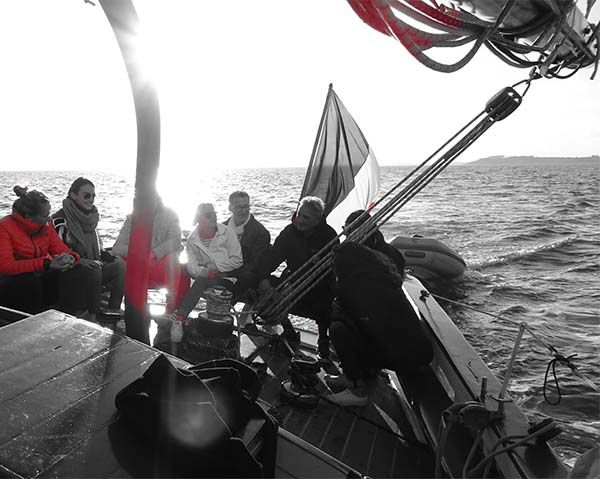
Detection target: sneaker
<box><xmin>324</xmin><ymin>374</ymin><xmax>353</xmax><ymax>390</ymax></box>
<box><xmin>327</xmin><ymin>388</ymin><xmax>368</xmax><ymax>407</ymax></box>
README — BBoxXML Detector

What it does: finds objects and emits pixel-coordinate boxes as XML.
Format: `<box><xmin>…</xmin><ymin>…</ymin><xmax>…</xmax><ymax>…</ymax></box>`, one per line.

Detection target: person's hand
<box><xmin>207</xmin><ymin>261</ymin><xmax>219</xmax><ymax>274</ymax></box>
<box><xmin>50</xmin><ymin>253</ymin><xmax>76</xmax><ymax>271</ymax></box>
<box><xmin>258</xmin><ymin>279</ymin><xmax>272</xmax><ymax>292</ymax></box>
<box><xmin>80</xmin><ymin>258</ymin><xmax>102</xmax><ymax>269</ymax></box>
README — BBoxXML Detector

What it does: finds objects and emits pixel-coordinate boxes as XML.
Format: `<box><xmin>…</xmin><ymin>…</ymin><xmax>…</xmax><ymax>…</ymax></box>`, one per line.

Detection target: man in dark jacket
<box><xmin>254</xmin><ymin>196</ymin><xmax>338</xmax><ymax>359</ymax></box>
<box><xmin>223</xmin><ymin>191</ymin><xmax>270</xmax><ymax>299</ymax></box>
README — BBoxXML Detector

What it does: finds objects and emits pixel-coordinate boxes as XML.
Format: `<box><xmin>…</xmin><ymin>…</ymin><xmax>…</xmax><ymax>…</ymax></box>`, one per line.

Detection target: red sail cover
<box><xmin>300</xmin><ymin>86</ymin><xmax>380</xmax><ymax>232</ymax></box>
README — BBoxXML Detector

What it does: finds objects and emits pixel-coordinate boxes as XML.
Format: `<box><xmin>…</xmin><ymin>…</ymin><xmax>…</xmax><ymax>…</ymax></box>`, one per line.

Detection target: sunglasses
<box><xmin>83</xmin><ymin>192</ymin><xmax>96</xmax><ymax>200</ymax></box>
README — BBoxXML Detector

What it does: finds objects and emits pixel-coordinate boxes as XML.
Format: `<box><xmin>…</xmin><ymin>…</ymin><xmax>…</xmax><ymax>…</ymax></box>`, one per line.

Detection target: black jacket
<box><xmin>367</xmin><ymin>230</ymin><xmax>406</xmax><ymax>274</ymax></box>
<box><xmin>255</xmin><ymin>219</ymin><xmax>338</xmax><ymax>287</ymax></box>
<box><xmin>224</xmin><ymin>214</ymin><xmax>270</xmax><ymax>270</ymax></box>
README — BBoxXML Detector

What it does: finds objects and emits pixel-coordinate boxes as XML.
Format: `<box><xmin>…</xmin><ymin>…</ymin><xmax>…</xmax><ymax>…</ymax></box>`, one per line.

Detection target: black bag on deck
<box><xmin>114</xmin><ymin>355</ymin><xmax>278</xmax><ymax>477</ymax></box>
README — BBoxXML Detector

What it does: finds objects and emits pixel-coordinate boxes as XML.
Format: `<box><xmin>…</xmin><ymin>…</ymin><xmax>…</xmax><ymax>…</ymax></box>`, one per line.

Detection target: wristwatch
<box><xmin>43</xmin><ymin>258</ymin><xmax>51</xmax><ymax>272</ymax></box>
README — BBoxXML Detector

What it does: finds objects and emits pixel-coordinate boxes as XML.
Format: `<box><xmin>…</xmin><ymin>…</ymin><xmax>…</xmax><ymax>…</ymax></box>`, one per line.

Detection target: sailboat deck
<box><xmin>238</xmin><ymin>330</ymin><xmax>435</xmax><ymax>478</ymax></box>
<box><xmin>0</xmin><ymin>309</ymin><xmax>435</xmax><ymax>478</ymax></box>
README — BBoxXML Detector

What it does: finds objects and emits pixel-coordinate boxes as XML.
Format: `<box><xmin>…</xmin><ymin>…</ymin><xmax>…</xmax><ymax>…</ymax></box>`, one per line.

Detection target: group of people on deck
<box><xmin>0</xmin><ymin>179</ymin><xmax>432</xmax><ymax>407</ymax></box>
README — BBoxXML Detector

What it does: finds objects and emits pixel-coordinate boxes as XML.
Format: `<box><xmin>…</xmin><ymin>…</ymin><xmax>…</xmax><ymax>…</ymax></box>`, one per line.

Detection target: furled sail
<box><xmin>346</xmin><ymin>0</ymin><xmax>598</xmax><ymax>77</ymax></box>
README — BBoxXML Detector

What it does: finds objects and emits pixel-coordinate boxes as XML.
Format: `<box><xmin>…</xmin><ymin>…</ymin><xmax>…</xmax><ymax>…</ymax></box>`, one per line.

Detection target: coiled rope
<box><xmin>347</xmin><ymin>0</ymin><xmax>599</xmax><ymax>78</ymax></box>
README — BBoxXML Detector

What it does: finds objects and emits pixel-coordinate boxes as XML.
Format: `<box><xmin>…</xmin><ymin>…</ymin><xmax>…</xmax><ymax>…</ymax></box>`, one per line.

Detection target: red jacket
<box><xmin>0</xmin><ymin>211</ymin><xmax>80</xmax><ymax>276</ymax></box>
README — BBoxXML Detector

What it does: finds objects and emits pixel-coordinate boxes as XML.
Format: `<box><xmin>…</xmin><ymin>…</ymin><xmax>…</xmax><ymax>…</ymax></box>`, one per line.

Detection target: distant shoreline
<box><xmin>461</xmin><ymin>155</ymin><xmax>600</xmax><ymax>167</ymax></box>
<box><xmin>1</xmin><ymin>155</ymin><xmax>599</xmax><ymax>173</ymax></box>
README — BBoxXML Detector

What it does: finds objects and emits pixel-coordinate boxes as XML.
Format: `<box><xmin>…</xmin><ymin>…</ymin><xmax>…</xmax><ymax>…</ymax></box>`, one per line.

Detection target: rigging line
<box><xmin>317</xmin><ymin>393</ymin><xmax>430</xmax><ymax>450</ymax></box>
<box><xmin>272</xmin><ymin>112</ymin><xmax>496</xmax><ymax>320</ymax></box>
<box><xmin>369</xmin><ymin>0</ymin><xmax>489</xmax><ymax>72</ymax></box>
<box><xmin>264</xmin><ymin>106</ymin><xmax>498</xmax><ymax>318</ymax></box>
<box><xmin>350</xmin><ymin>110</ymin><xmax>490</xmax><ymax>241</ymax></box>
<box><xmin>262</xmin><ymin>82</ymin><xmax>525</xmax><ymax>319</ymax></box>
<box><xmin>264</xmin><ymin>116</ymin><xmax>496</xmax><ymax>319</ymax></box>
<box><xmin>271</xmin><ymin>144</ymin><xmax>471</xmax><ymax>317</ymax></box>
<box><xmin>352</xmin><ymin>116</ymin><xmax>494</xmax><ymax>244</ymax></box>
<box><xmin>467</xmin><ymin>422</ymin><xmax>558</xmax><ymax>477</ymax></box>
<box><xmin>268</xmin><ymin>107</ymin><xmax>486</xmax><ymax>302</ymax></box>
<box><xmin>430</xmin><ymin>293</ymin><xmax>600</xmax><ymax>393</ymax></box>
<box><xmin>387</xmin><ymin>0</ymin><xmax>476</xmax><ymax>35</ymax></box>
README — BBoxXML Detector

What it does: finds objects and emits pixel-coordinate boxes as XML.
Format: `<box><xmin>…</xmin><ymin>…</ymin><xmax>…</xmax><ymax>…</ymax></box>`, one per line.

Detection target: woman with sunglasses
<box><xmin>159</xmin><ymin>203</ymin><xmax>243</xmax><ymax>343</ymax></box>
<box><xmin>0</xmin><ymin>186</ymin><xmax>89</xmax><ymax>315</ymax></box>
<box><xmin>52</xmin><ymin>177</ymin><xmax>125</xmax><ymax>320</ymax></box>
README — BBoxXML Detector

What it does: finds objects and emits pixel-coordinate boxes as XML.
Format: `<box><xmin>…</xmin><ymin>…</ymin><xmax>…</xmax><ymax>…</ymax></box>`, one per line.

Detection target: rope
<box><xmin>318</xmin><ymin>393</ymin><xmax>431</xmax><ymax>450</ymax></box>
<box><xmin>257</xmin><ymin>84</ymin><xmax>525</xmax><ymax>323</ymax></box>
<box><xmin>350</xmin><ymin>0</ymin><xmax>597</xmax><ymax>77</ymax></box>
<box><xmin>466</xmin><ymin>421</ymin><xmax>558</xmax><ymax>477</ymax></box>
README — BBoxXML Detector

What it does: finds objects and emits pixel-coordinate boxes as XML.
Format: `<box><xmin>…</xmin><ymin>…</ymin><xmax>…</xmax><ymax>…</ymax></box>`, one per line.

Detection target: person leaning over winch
<box><xmin>253</xmin><ymin>196</ymin><xmax>338</xmax><ymax>360</ymax></box>
<box><xmin>159</xmin><ymin>202</ymin><xmax>243</xmax><ymax>343</ymax></box>
<box><xmin>325</xmin><ymin>242</ymin><xmax>433</xmax><ymax>407</ymax></box>
<box><xmin>222</xmin><ymin>190</ymin><xmax>270</xmax><ymax>303</ymax></box>
<box><xmin>52</xmin><ymin>177</ymin><xmax>126</xmax><ymax>319</ymax></box>
<box><xmin>0</xmin><ymin>186</ymin><xmax>92</xmax><ymax>317</ymax></box>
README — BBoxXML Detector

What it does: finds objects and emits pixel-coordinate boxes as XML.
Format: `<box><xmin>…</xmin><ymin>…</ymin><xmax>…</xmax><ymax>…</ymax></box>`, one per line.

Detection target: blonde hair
<box><xmin>193</xmin><ymin>203</ymin><xmax>215</xmax><ymax>224</ymax></box>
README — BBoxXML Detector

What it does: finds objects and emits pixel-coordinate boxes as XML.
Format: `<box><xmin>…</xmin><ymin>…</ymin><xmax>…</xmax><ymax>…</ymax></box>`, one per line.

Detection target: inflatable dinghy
<box><xmin>391</xmin><ymin>235</ymin><xmax>466</xmax><ymax>281</ymax></box>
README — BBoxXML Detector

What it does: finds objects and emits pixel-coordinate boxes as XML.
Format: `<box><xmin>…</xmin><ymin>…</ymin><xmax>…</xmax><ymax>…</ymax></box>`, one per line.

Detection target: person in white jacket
<box><xmin>161</xmin><ymin>203</ymin><xmax>242</xmax><ymax>336</ymax></box>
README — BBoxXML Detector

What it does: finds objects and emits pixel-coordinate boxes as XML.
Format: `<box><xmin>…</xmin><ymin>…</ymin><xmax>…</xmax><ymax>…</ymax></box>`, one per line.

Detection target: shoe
<box><xmin>324</xmin><ymin>374</ymin><xmax>352</xmax><ymax>389</ymax></box>
<box><xmin>100</xmin><ymin>307</ymin><xmax>123</xmax><ymax>317</ymax></box>
<box><xmin>327</xmin><ymin>388</ymin><xmax>368</xmax><ymax>407</ymax></box>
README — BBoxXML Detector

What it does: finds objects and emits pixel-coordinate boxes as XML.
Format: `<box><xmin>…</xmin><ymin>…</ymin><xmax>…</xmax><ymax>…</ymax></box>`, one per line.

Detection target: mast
<box><xmin>99</xmin><ymin>0</ymin><xmax>161</xmax><ymax>344</ymax></box>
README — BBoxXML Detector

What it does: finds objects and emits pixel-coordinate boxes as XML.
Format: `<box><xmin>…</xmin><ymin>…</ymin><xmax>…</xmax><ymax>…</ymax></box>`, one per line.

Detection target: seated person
<box><xmin>223</xmin><ymin>190</ymin><xmax>270</xmax><ymax>311</ymax></box>
<box><xmin>112</xmin><ymin>194</ymin><xmax>189</xmax><ymax>314</ymax></box>
<box><xmin>344</xmin><ymin>209</ymin><xmax>406</xmax><ymax>274</ymax></box>
<box><xmin>253</xmin><ymin>196</ymin><xmax>338</xmax><ymax>359</ymax></box>
<box><xmin>161</xmin><ymin>203</ymin><xmax>243</xmax><ymax>340</ymax></box>
<box><xmin>0</xmin><ymin>186</ymin><xmax>92</xmax><ymax>317</ymax></box>
<box><xmin>52</xmin><ymin>177</ymin><xmax>126</xmax><ymax>317</ymax></box>
<box><xmin>326</xmin><ymin>242</ymin><xmax>433</xmax><ymax>407</ymax></box>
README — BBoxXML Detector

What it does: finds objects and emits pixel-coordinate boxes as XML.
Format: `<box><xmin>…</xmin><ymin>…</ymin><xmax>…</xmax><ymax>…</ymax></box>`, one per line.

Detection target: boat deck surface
<box><xmin>238</xmin><ymin>329</ymin><xmax>435</xmax><ymax>478</ymax></box>
<box><xmin>0</xmin><ymin>309</ymin><xmax>435</xmax><ymax>478</ymax></box>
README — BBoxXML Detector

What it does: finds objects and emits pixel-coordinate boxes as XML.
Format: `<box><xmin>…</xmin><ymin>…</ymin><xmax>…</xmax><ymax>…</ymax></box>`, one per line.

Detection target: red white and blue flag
<box><xmin>300</xmin><ymin>84</ymin><xmax>380</xmax><ymax>232</ymax></box>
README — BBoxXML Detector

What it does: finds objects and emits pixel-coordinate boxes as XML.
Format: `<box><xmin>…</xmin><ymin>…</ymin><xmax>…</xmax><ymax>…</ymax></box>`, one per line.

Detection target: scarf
<box><xmin>227</xmin><ymin>214</ymin><xmax>251</xmax><ymax>241</ymax></box>
<box><xmin>62</xmin><ymin>197</ymin><xmax>101</xmax><ymax>260</ymax></box>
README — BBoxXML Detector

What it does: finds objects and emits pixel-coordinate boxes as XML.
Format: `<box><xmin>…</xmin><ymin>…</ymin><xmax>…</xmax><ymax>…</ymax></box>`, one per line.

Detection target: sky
<box><xmin>0</xmin><ymin>0</ymin><xmax>598</xmax><ymax>174</ymax></box>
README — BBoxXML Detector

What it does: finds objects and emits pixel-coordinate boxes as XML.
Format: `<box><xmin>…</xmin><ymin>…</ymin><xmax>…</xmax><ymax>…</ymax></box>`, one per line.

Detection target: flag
<box><xmin>300</xmin><ymin>84</ymin><xmax>380</xmax><ymax>233</ymax></box>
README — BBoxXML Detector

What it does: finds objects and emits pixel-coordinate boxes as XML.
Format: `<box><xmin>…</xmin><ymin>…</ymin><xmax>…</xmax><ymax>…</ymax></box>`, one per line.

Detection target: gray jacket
<box><xmin>112</xmin><ymin>206</ymin><xmax>182</xmax><ymax>260</ymax></box>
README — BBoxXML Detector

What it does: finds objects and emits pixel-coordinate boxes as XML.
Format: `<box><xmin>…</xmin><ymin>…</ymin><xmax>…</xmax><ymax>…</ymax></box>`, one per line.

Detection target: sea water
<box><xmin>1</xmin><ymin>162</ymin><xmax>598</xmax><ymax>465</ymax></box>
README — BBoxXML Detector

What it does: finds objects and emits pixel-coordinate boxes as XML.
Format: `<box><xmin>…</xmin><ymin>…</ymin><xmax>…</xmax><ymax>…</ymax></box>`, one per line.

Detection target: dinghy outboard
<box><xmin>391</xmin><ymin>235</ymin><xmax>466</xmax><ymax>281</ymax></box>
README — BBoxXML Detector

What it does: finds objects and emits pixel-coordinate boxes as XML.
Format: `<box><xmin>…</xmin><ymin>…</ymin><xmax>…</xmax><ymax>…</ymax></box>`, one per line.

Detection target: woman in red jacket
<box><xmin>0</xmin><ymin>186</ymin><xmax>91</xmax><ymax>316</ymax></box>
